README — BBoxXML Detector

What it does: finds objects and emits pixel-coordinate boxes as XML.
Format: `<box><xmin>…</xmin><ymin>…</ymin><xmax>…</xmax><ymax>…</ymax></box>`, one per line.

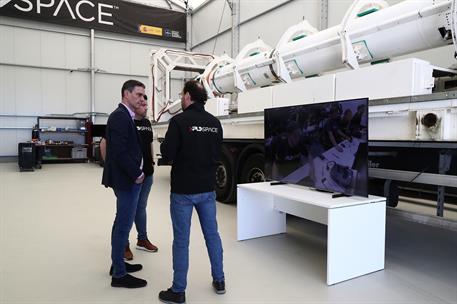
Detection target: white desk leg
<box><xmin>237</xmin><ymin>187</ymin><xmax>286</xmax><ymax>241</ymax></box>
<box><xmin>327</xmin><ymin>201</ymin><xmax>386</xmax><ymax>285</ymax></box>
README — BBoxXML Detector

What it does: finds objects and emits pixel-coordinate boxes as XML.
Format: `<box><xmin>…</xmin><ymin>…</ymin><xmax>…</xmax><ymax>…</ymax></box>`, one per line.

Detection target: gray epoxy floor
<box><xmin>0</xmin><ymin>162</ymin><xmax>456</xmax><ymax>304</ymax></box>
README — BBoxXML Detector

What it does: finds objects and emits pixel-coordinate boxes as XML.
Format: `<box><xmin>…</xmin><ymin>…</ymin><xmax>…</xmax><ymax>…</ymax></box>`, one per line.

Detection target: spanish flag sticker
<box><xmin>139</xmin><ymin>25</ymin><xmax>163</xmax><ymax>36</ymax></box>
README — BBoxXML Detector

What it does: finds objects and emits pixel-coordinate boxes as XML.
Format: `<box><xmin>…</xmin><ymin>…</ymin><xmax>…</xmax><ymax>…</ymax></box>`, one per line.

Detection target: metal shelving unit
<box><xmin>37</xmin><ymin>116</ymin><xmax>89</xmax><ymax>163</ymax></box>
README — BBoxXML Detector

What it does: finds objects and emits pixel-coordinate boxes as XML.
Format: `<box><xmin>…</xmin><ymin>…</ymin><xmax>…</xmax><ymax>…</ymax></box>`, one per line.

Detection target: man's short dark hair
<box><xmin>121</xmin><ymin>79</ymin><xmax>145</xmax><ymax>98</ymax></box>
<box><xmin>183</xmin><ymin>80</ymin><xmax>208</xmax><ymax>104</ymax></box>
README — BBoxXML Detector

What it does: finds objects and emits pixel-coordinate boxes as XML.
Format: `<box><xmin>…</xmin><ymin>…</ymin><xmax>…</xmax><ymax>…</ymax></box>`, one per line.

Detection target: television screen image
<box><xmin>264</xmin><ymin>98</ymin><xmax>368</xmax><ymax>197</ymax></box>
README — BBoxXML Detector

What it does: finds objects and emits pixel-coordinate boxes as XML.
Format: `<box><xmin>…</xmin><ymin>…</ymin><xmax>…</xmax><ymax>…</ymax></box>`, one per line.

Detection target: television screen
<box><xmin>265</xmin><ymin>98</ymin><xmax>369</xmax><ymax>197</ymax></box>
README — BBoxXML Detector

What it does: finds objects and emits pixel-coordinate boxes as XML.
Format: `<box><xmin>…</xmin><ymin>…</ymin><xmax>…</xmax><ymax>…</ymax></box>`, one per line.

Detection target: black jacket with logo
<box><xmin>161</xmin><ymin>102</ymin><xmax>223</xmax><ymax>194</ymax></box>
<box><xmin>135</xmin><ymin>118</ymin><xmax>154</xmax><ymax>176</ymax></box>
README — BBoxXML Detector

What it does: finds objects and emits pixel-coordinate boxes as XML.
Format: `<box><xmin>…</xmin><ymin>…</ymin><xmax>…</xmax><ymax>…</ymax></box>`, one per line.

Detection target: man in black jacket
<box><xmin>158</xmin><ymin>80</ymin><xmax>225</xmax><ymax>304</ymax></box>
<box><xmin>102</xmin><ymin>79</ymin><xmax>147</xmax><ymax>289</ymax></box>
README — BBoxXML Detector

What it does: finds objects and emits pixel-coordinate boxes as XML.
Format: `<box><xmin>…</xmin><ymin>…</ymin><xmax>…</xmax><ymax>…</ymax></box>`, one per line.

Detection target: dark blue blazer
<box><xmin>102</xmin><ymin>104</ymin><xmax>142</xmax><ymax>190</ymax></box>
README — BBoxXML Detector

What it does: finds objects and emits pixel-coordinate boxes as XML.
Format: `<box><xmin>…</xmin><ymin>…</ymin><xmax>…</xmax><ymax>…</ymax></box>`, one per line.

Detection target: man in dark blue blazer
<box><xmin>102</xmin><ymin>79</ymin><xmax>148</xmax><ymax>288</ymax></box>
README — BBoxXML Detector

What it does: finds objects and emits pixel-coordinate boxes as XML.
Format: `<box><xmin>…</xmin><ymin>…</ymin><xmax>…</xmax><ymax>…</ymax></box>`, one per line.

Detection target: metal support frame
<box><xmin>230</xmin><ymin>0</ymin><xmax>240</xmax><ymax>58</ymax></box>
<box><xmin>0</xmin><ymin>62</ymin><xmax>148</xmax><ymax>78</ymax></box>
<box><xmin>0</xmin><ymin>127</ymin><xmax>33</xmax><ymax>130</ymax></box>
<box><xmin>186</xmin><ymin>9</ymin><xmax>192</xmax><ymax>51</ymax></box>
<box><xmin>320</xmin><ymin>0</ymin><xmax>329</xmax><ymax>30</ymax></box>
<box><xmin>229</xmin><ymin>0</ymin><xmax>241</xmax><ymax>110</ymax></box>
<box><xmin>437</xmin><ymin>185</ymin><xmax>446</xmax><ymax>217</ymax></box>
<box><xmin>163</xmin><ymin>0</ymin><xmax>173</xmax><ymax>10</ymax></box>
<box><xmin>150</xmin><ymin>49</ymin><xmax>215</xmax><ymax>121</ymax></box>
<box><xmin>437</xmin><ymin>151</ymin><xmax>453</xmax><ymax>216</ymax></box>
<box><xmin>90</xmin><ymin>29</ymin><xmax>96</xmax><ymax>123</ymax></box>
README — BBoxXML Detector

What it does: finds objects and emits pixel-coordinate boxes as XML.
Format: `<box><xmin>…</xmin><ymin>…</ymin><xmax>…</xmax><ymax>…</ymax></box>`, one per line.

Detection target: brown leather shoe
<box><xmin>136</xmin><ymin>239</ymin><xmax>158</xmax><ymax>252</ymax></box>
<box><xmin>124</xmin><ymin>245</ymin><xmax>133</xmax><ymax>260</ymax></box>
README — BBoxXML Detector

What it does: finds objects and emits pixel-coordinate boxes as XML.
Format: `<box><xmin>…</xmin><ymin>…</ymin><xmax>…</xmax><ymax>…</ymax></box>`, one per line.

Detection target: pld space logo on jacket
<box><xmin>189</xmin><ymin>126</ymin><xmax>218</xmax><ymax>133</ymax></box>
<box><xmin>137</xmin><ymin>126</ymin><xmax>152</xmax><ymax>132</ymax></box>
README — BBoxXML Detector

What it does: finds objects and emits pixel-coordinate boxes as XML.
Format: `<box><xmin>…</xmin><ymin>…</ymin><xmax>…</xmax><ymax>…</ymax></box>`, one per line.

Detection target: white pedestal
<box><xmin>237</xmin><ymin>182</ymin><xmax>386</xmax><ymax>285</ymax></box>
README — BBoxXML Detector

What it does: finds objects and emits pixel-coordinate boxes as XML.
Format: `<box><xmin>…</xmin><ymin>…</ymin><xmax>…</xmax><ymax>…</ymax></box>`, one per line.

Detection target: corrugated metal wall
<box><xmin>0</xmin><ymin>10</ymin><xmax>185</xmax><ymax>156</ymax></box>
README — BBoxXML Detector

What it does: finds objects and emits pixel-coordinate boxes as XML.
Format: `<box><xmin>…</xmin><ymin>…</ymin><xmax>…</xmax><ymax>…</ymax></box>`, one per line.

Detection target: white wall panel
<box><xmin>94</xmin><ymin>74</ymin><xmax>149</xmax><ymax>117</ymax></box>
<box><xmin>0</xmin><ymin>127</ymin><xmax>31</xmax><ymax>156</ymax></box>
<box><xmin>192</xmin><ymin>0</ymin><xmax>231</xmax><ymax>47</ymax></box>
<box><xmin>0</xmin><ymin>25</ymin><xmax>15</xmax><ymax>63</ymax></box>
<box><xmin>95</xmin><ymin>38</ymin><xmax>169</xmax><ymax>76</ymax></box>
<box><xmin>41</xmin><ymin>32</ymin><xmax>66</xmax><ymax>68</ymax></box>
<box><xmin>240</xmin><ymin>0</ymin><xmax>291</xmax><ymax>23</ymax></box>
<box><xmin>0</xmin><ymin>65</ymin><xmax>16</xmax><ymax>115</ymax></box>
<box><xmin>94</xmin><ymin>74</ymin><xmax>126</xmax><ymax>116</ymax></box>
<box><xmin>130</xmin><ymin>44</ymin><xmax>155</xmax><ymax>76</ymax></box>
<box><xmin>192</xmin><ymin>31</ymin><xmax>231</xmax><ymax>56</ymax></box>
<box><xmin>13</xmin><ymin>27</ymin><xmax>41</xmax><ymax>66</ymax></box>
<box><xmin>240</xmin><ymin>0</ymin><xmax>319</xmax><ymax>49</ymax></box>
<box><xmin>328</xmin><ymin>0</ymin><xmax>350</xmax><ymax>28</ymax></box>
<box><xmin>14</xmin><ymin>68</ymin><xmax>42</xmax><ymax>115</ymax></box>
<box><xmin>95</xmin><ymin>39</ymin><xmax>131</xmax><ymax>75</ymax></box>
<box><xmin>42</xmin><ymin>70</ymin><xmax>67</xmax><ymax>115</ymax></box>
<box><xmin>0</xmin><ymin>117</ymin><xmax>36</xmax><ymax>128</ymax></box>
<box><xmin>65</xmin><ymin>35</ymin><xmax>90</xmax><ymax>69</ymax></box>
<box><xmin>66</xmin><ymin>72</ymin><xmax>91</xmax><ymax>115</ymax></box>
<box><xmin>1</xmin><ymin>130</ymin><xmax>20</xmax><ymax>157</ymax></box>
<box><xmin>0</xmin><ymin>15</ymin><xmax>89</xmax><ymax>35</ymax></box>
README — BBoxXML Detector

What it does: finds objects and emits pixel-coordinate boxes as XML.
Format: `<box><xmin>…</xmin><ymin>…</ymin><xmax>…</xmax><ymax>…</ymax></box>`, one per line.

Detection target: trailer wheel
<box><xmin>215</xmin><ymin>147</ymin><xmax>236</xmax><ymax>203</ymax></box>
<box><xmin>240</xmin><ymin>153</ymin><xmax>266</xmax><ymax>184</ymax></box>
<box><xmin>384</xmin><ymin>180</ymin><xmax>399</xmax><ymax>207</ymax></box>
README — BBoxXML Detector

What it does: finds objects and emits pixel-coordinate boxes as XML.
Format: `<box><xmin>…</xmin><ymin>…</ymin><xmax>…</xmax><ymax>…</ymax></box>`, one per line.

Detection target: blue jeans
<box><xmin>111</xmin><ymin>184</ymin><xmax>142</xmax><ymax>278</ymax></box>
<box><xmin>135</xmin><ymin>174</ymin><xmax>153</xmax><ymax>240</ymax></box>
<box><xmin>170</xmin><ymin>191</ymin><xmax>224</xmax><ymax>292</ymax></box>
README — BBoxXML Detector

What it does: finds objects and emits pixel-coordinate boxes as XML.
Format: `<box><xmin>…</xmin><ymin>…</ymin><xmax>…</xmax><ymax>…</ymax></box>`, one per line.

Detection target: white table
<box><xmin>237</xmin><ymin>182</ymin><xmax>386</xmax><ymax>285</ymax></box>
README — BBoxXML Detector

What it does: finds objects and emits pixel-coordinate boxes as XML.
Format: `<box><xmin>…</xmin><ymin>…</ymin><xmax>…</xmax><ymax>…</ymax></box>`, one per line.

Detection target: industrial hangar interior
<box><xmin>1</xmin><ymin>0</ymin><xmax>456</xmax><ymax>303</ymax></box>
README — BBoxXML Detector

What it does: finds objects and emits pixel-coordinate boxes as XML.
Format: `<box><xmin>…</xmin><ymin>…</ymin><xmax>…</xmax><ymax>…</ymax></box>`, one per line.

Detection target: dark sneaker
<box><xmin>212</xmin><ymin>280</ymin><xmax>226</xmax><ymax>294</ymax></box>
<box><xmin>158</xmin><ymin>288</ymin><xmax>185</xmax><ymax>304</ymax></box>
<box><xmin>111</xmin><ymin>274</ymin><xmax>147</xmax><ymax>288</ymax></box>
<box><xmin>109</xmin><ymin>262</ymin><xmax>143</xmax><ymax>276</ymax></box>
<box><xmin>124</xmin><ymin>244</ymin><xmax>133</xmax><ymax>260</ymax></box>
<box><xmin>137</xmin><ymin>239</ymin><xmax>158</xmax><ymax>252</ymax></box>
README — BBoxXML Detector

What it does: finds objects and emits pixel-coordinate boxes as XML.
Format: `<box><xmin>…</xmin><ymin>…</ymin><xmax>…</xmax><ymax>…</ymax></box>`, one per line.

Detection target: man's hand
<box><xmin>135</xmin><ymin>173</ymin><xmax>145</xmax><ymax>184</ymax></box>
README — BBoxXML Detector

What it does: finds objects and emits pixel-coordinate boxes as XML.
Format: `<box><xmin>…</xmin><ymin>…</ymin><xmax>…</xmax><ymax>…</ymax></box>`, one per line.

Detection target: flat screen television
<box><xmin>264</xmin><ymin>98</ymin><xmax>369</xmax><ymax>197</ymax></box>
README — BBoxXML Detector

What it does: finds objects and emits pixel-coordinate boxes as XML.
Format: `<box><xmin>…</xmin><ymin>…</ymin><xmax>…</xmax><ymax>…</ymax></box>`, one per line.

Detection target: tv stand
<box><xmin>332</xmin><ymin>193</ymin><xmax>351</xmax><ymax>199</ymax></box>
<box><xmin>237</xmin><ymin>182</ymin><xmax>386</xmax><ymax>285</ymax></box>
<box><xmin>270</xmin><ymin>181</ymin><xmax>287</xmax><ymax>186</ymax></box>
<box><xmin>310</xmin><ymin>188</ymin><xmax>353</xmax><ymax>199</ymax></box>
